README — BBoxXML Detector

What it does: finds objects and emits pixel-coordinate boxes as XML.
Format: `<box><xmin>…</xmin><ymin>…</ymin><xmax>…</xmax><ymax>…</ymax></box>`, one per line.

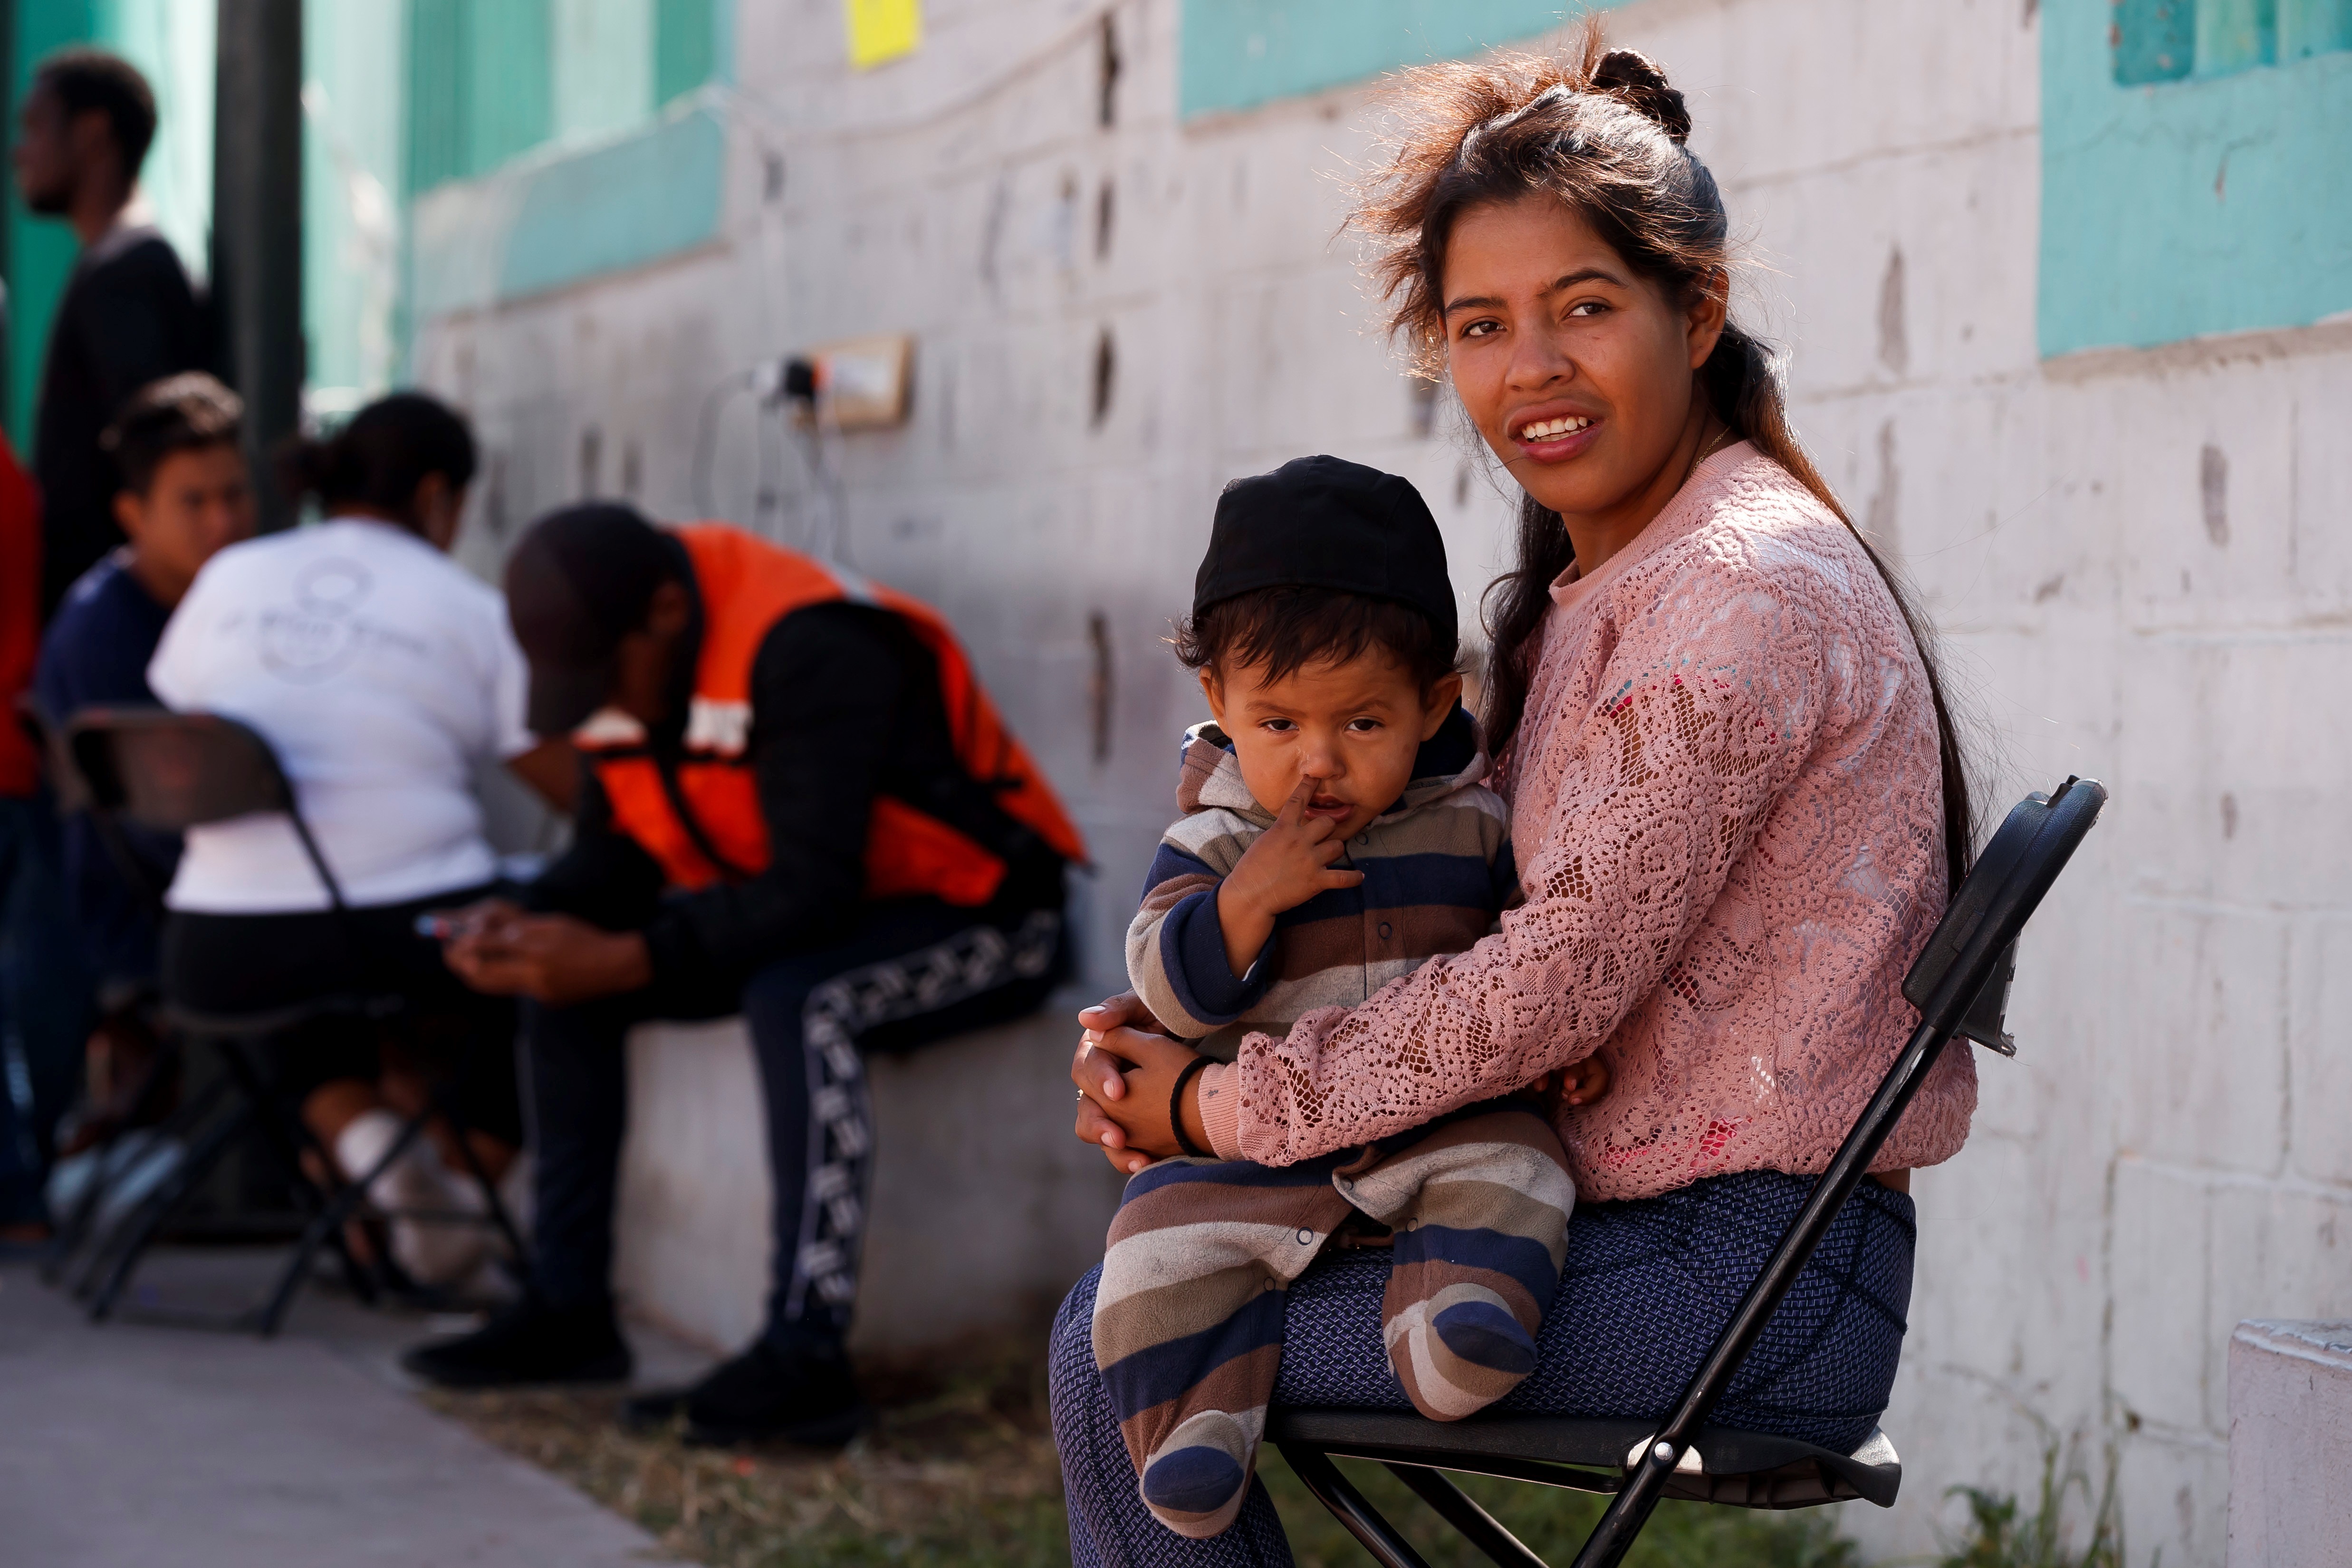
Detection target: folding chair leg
<box><xmin>250</xmin><ymin>1077</ymin><xmax>447</xmax><ymax>1335</ymax></box>
<box><xmin>1384</xmin><ymin>1463</ymin><xmax>1550</xmax><ymax>1568</ymax></box>
<box><xmin>253</xmin><ymin>1164</ymin><xmax>378</xmax><ymax>1337</ymax></box>
<box><xmin>1567</xmin><ymin>1020</ymin><xmax>1958</xmax><ymax>1568</ymax></box>
<box><xmin>83</xmin><ymin>1098</ymin><xmax>254</xmax><ymax>1320</ymax></box>
<box><xmin>212</xmin><ymin>1035</ymin><xmax>395</xmax><ymax>1332</ymax></box>
<box><xmin>255</xmin><ymin>1198</ymin><xmax>355</xmax><ymax>1337</ymax></box>
<box><xmin>44</xmin><ymin>1052</ymin><xmax>219</xmax><ymax>1286</ymax></box>
<box><xmin>1565</xmin><ymin>1468</ymin><xmax>1667</xmax><ymax>1568</ymax></box>
<box><xmin>1276</xmin><ymin>1443</ymin><xmax>1435</xmax><ymax>1568</ymax></box>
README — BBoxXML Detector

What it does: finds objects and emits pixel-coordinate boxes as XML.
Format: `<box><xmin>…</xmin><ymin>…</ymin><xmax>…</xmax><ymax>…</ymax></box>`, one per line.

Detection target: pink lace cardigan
<box><xmin>1222</xmin><ymin>443</ymin><xmax>1975</xmax><ymax>1201</ymax></box>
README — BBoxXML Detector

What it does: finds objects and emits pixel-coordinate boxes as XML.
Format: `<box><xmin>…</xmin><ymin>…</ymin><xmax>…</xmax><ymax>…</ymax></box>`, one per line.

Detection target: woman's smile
<box><xmin>1509</xmin><ymin>402</ymin><xmax>1605</xmax><ymax>463</ymax></box>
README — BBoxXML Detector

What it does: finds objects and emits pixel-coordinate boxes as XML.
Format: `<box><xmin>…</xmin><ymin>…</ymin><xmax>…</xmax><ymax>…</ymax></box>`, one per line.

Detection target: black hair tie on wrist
<box><xmin>1170</xmin><ymin>1055</ymin><xmax>1214</xmax><ymax>1159</ymax></box>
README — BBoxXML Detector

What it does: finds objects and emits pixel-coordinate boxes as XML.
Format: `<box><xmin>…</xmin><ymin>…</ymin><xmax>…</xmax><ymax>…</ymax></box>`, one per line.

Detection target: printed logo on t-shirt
<box><xmin>257</xmin><ymin>557</ymin><xmax>429</xmax><ymax>683</ymax></box>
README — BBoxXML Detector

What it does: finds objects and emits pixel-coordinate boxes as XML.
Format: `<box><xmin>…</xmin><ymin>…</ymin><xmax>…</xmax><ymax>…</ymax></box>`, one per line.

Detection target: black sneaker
<box><xmin>400</xmin><ymin>1298</ymin><xmax>633</xmax><ymax>1389</ymax></box>
<box><xmin>622</xmin><ymin>1337</ymin><xmax>870</xmax><ymax>1448</ymax></box>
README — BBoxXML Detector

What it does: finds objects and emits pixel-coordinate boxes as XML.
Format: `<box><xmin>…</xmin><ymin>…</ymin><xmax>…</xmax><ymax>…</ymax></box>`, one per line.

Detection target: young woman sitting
<box><xmin>1060</xmin><ymin>30</ymin><xmax>1977</xmax><ymax>1562</ymax></box>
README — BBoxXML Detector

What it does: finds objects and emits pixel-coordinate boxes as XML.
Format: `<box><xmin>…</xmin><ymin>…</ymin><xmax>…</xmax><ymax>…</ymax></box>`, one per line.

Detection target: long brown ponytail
<box><xmin>1352</xmin><ymin>26</ymin><xmax>1976</xmax><ymax>892</ymax></box>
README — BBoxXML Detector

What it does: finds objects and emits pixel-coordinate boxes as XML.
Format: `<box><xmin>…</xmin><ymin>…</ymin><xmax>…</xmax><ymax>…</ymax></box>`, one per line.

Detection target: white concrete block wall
<box><xmin>410</xmin><ymin>0</ymin><xmax>2352</xmax><ymax>1558</ymax></box>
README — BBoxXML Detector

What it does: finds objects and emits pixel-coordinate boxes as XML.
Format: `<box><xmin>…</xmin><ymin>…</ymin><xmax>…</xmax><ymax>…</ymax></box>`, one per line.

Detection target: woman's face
<box><xmin>1440</xmin><ymin>194</ymin><xmax>1722</xmax><ymax>538</ymax></box>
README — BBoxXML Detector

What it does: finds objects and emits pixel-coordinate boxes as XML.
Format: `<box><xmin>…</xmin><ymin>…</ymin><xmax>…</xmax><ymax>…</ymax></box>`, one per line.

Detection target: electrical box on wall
<box><xmin>794</xmin><ymin>334</ymin><xmax>913</xmax><ymax>430</ymax></box>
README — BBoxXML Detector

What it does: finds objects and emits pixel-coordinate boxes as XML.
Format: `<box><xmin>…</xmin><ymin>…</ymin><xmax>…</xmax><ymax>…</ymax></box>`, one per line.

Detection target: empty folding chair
<box><xmin>62</xmin><ymin>706</ymin><xmax>529</xmax><ymax>1335</ymax></box>
<box><xmin>1268</xmin><ymin>777</ymin><xmax>2106</xmax><ymax>1568</ymax></box>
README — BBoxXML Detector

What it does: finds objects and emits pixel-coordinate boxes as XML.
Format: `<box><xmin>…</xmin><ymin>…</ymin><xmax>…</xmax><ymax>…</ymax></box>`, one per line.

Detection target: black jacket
<box><xmin>531</xmin><ymin>597</ymin><xmax>1065</xmax><ymax>985</ymax></box>
<box><xmin>35</xmin><ymin>227</ymin><xmax>213</xmax><ymax>616</ymax></box>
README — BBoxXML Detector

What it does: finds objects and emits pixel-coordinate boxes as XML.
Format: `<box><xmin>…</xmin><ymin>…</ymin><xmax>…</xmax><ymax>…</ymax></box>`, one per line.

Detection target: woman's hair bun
<box><xmin>1590</xmin><ymin>48</ymin><xmax>1690</xmax><ymax>144</ymax></box>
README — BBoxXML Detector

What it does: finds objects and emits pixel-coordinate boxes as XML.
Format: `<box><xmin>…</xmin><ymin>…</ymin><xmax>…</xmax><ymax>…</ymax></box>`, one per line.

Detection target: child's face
<box><xmin>1202</xmin><ymin>652</ymin><xmax>1463</xmax><ymax>843</ymax></box>
<box><xmin>112</xmin><ymin>443</ymin><xmax>255</xmax><ymax>606</ymax></box>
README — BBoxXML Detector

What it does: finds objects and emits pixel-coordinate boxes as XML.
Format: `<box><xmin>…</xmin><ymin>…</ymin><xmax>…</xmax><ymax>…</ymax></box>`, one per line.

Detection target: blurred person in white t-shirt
<box><xmin>146</xmin><ymin>392</ymin><xmax>574</xmax><ymax>1286</ymax></box>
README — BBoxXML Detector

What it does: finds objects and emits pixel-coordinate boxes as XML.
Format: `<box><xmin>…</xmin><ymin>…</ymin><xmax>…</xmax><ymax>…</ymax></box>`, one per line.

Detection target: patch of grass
<box><xmin>1935</xmin><ymin>1438</ymin><xmax>2128</xmax><ymax>1568</ymax></box>
<box><xmin>427</xmin><ymin>1332</ymin><xmax>1069</xmax><ymax>1566</ymax></box>
<box><xmin>429</xmin><ymin>1331</ymin><xmax>1859</xmax><ymax>1568</ymax></box>
<box><xmin>1256</xmin><ymin>1452</ymin><xmax>1861</xmax><ymax>1568</ymax></box>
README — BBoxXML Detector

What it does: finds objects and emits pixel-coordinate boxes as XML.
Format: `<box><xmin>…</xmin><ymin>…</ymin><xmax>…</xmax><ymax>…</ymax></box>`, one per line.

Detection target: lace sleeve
<box><xmin>1230</xmin><ymin>576</ymin><xmax>1831</xmax><ymax>1167</ymax></box>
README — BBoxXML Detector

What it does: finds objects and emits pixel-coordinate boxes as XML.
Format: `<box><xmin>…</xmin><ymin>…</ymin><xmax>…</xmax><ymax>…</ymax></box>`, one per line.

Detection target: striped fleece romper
<box><xmin>1094</xmin><ymin>709</ymin><xmax>1577</xmax><ymax>1539</ymax></box>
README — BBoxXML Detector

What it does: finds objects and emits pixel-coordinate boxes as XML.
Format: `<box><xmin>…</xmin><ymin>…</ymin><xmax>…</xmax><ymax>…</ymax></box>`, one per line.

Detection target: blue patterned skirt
<box><xmin>1048</xmin><ymin>1169</ymin><xmax>1917</xmax><ymax>1568</ymax></box>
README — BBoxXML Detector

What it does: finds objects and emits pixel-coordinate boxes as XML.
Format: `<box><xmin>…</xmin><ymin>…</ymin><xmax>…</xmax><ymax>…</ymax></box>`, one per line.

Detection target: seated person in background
<box><xmin>36</xmin><ymin>373</ymin><xmax>252</xmax><ymax>1144</ymax></box>
<box><xmin>145</xmin><ymin>391</ymin><xmax>573</xmax><ymax>1286</ymax></box>
<box><xmin>403</xmin><ymin>503</ymin><xmax>1084</xmax><ymax>1448</ymax></box>
<box><xmin>1092</xmin><ymin>458</ymin><xmax>1601</xmax><ymax>1538</ymax></box>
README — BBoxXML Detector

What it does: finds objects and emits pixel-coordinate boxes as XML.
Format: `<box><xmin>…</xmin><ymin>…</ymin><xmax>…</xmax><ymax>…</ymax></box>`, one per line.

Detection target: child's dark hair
<box><xmin>277</xmin><ymin>391</ymin><xmax>477</xmax><ymax>531</ymax></box>
<box><xmin>101</xmin><ymin>373</ymin><xmax>243</xmax><ymax>496</ymax></box>
<box><xmin>1174</xmin><ymin>587</ymin><xmax>1458</xmax><ymax>693</ymax></box>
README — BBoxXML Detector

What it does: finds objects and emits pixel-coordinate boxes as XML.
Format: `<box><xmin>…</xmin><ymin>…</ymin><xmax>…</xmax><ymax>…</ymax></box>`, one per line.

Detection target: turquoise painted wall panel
<box><xmin>305</xmin><ymin>0</ymin><xmax>407</xmax><ymax>405</ymax></box>
<box><xmin>2110</xmin><ymin>0</ymin><xmax>2350</xmax><ymax>81</ymax></box>
<box><xmin>1179</xmin><ymin>0</ymin><xmax>1626</xmax><ymax>119</ymax></box>
<box><xmin>2042</xmin><ymin>0</ymin><xmax>2352</xmax><ymax>356</ymax></box>
<box><xmin>2282</xmin><ymin>0</ymin><xmax>2352</xmax><ymax>57</ymax></box>
<box><xmin>553</xmin><ymin>0</ymin><xmax>654</xmax><ymax>144</ymax></box>
<box><xmin>93</xmin><ymin>0</ymin><xmax>213</xmax><ymax>273</ymax></box>
<box><xmin>408</xmin><ymin>0</ymin><xmax>724</xmax><ymax>197</ymax></box>
<box><xmin>408</xmin><ymin>0</ymin><xmax>471</xmax><ymax>194</ymax></box>
<box><xmin>2195</xmin><ymin>0</ymin><xmax>2277</xmax><ymax>75</ymax></box>
<box><xmin>2112</xmin><ymin>0</ymin><xmax>2196</xmax><ymax>81</ymax></box>
<box><xmin>655</xmin><ymin>0</ymin><xmax>717</xmax><ymax>102</ymax></box>
<box><xmin>406</xmin><ymin>0</ymin><xmax>553</xmax><ymax>195</ymax></box>
<box><xmin>494</xmin><ymin>106</ymin><xmax>726</xmax><ymax>302</ymax></box>
<box><xmin>468</xmin><ymin>0</ymin><xmax>554</xmax><ymax>171</ymax></box>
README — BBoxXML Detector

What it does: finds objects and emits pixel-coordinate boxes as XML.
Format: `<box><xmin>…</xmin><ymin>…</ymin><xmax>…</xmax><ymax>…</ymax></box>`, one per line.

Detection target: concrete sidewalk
<box><xmin>0</xmin><ymin>1250</ymin><xmax>706</xmax><ymax>1566</ymax></box>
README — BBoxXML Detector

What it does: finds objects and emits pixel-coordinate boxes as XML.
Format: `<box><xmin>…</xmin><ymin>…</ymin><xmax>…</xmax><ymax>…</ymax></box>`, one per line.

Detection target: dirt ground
<box><xmin>428</xmin><ymin>1326</ymin><xmax>1865</xmax><ymax>1568</ymax></box>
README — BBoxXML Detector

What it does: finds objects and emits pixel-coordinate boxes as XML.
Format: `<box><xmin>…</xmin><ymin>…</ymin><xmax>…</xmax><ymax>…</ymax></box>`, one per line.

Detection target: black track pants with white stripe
<box><xmin>523</xmin><ymin>896</ymin><xmax>1065</xmax><ymax>1345</ymax></box>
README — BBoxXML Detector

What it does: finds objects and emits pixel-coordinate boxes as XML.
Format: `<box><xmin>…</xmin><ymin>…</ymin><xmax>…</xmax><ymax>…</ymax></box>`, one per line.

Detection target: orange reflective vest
<box><xmin>575</xmin><ymin>525</ymin><xmax>1085</xmax><ymax>905</ymax></box>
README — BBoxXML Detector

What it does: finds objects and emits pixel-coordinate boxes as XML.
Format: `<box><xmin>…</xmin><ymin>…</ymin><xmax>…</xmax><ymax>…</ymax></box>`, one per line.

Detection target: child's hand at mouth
<box><xmin>1215</xmin><ymin>775</ymin><xmax>1368</xmax><ymax>977</ymax></box>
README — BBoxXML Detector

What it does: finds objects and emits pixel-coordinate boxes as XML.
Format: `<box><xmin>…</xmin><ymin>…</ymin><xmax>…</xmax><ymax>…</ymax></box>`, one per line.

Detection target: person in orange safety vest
<box><xmin>411</xmin><ymin>504</ymin><xmax>1082</xmax><ymax>1447</ymax></box>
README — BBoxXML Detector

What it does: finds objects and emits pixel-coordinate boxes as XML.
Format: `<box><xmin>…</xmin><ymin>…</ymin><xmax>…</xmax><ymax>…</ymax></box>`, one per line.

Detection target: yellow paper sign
<box><xmin>845</xmin><ymin>0</ymin><xmax>922</xmax><ymax>69</ymax></box>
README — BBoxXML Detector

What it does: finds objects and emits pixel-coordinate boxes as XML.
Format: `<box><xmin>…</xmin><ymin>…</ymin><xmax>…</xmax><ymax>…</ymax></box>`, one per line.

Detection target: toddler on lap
<box><xmin>1090</xmin><ymin>456</ymin><xmax>1607</xmax><ymax>1538</ymax></box>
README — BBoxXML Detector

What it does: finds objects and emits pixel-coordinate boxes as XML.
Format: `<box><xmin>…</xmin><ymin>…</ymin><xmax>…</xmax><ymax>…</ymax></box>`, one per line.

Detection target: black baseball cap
<box><xmin>1194</xmin><ymin>456</ymin><xmax>1455</xmax><ymax>649</ymax></box>
<box><xmin>504</xmin><ymin>503</ymin><xmax>682</xmax><ymax>735</ymax></box>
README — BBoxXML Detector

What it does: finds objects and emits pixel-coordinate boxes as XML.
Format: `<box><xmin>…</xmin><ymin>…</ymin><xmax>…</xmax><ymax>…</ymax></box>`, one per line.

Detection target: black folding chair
<box><xmin>14</xmin><ymin>696</ymin><xmax>191</xmax><ymax>1284</ymax></box>
<box><xmin>1268</xmin><ymin>776</ymin><xmax>2107</xmax><ymax>1568</ymax></box>
<box><xmin>58</xmin><ymin>706</ymin><xmax>530</xmax><ymax>1335</ymax></box>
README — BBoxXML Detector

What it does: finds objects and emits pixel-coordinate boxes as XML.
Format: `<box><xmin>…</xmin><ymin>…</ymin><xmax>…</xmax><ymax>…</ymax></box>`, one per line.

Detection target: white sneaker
<box><xmin>492</xmin><ymin>1150</ymin><xmax>533</xmax><ymax>1244</ymax></box>
<box><xmin>334</xmin><ymin>1110</ymin><xmax>492</xmax><ymax>1287</ymax></box>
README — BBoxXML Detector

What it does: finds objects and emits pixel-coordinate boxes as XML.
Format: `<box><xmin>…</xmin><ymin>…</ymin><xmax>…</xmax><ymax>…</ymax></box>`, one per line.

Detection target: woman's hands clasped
<box><xmin>1071</xmin><ymin>992</ymin><xmax>1211</xmax><ymax>1177</ymax></box>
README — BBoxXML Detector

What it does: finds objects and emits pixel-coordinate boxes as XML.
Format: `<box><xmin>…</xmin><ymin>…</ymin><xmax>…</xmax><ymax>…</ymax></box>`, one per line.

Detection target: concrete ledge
<box><xmin>612</xmin><ymin>988</ymin><xmax>1123</xmax><ymax>1354</ymax></box>
<box><xmin>2227</xmin><ymin>1318</ymin><xmax>2352</xmax><ymax>1567</ymax></box>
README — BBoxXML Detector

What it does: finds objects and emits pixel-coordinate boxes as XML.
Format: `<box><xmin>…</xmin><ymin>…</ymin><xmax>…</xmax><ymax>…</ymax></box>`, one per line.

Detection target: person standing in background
<box><xmin>11</xmin><ymin>47</ymin><xmax>212</xmax><ymax>618</ymax></box>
